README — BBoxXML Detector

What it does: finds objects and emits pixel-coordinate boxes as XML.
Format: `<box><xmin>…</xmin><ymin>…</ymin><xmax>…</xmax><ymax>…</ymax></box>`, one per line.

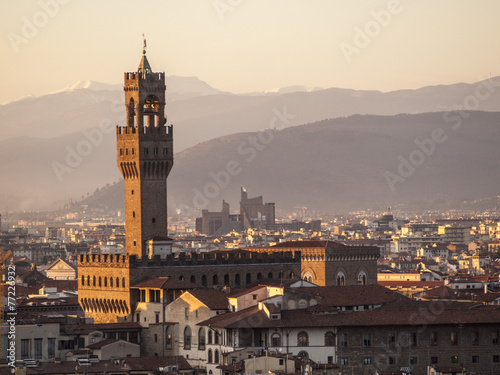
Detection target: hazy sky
<box><xmin>1</xmin><ymin>0</ymin><xmax>499</xmax><ymax>104</ymax></box>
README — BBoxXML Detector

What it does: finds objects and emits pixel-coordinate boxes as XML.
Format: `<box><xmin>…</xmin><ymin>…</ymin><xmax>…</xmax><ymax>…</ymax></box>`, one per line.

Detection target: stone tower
<box><xmin>116</xmin><ymin>44</ymin><xmax>173</xmax><ymax>258</ymax></box>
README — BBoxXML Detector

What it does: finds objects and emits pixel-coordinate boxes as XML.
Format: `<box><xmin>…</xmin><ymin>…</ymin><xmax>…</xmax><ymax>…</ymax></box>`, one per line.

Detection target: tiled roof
<box><xmin>131</xmin><ymin>277</ymin><xmax>197</xmax><ymax>289</ymax></box>
<box><xmin>189</xmin><ymin>289</ymin><xmax>229</xmax><ymax>310</ymax></box>
<box><xmin>200</xmin><ymin>299</ymin><xmax>500</xmax><ymax>329</ymax></box>
<box><xmin>25</xmin><ymin>361</ymin><xmax>125</xmax><ymax>375</ymax></box>
<box><xmin>86</xmin><ymin>338</ymin><xmax>124</xmax><ymax>349</ymax></box>
<box><xmin>293</xmin><ymin>284</ymin><xmax>408</xmax><ymax>307</ymax></box>
<box><xmin>124</xmin><ymin>356</ymin><xmax>192</xmax><ymax>371</ymax></box>
<box><xmin>228</xmin><ymin>285</ymin><xmax>267</xmax><ymax>298</ymax></box>
<box><xmin>42</xmin><ymin>279</ymin><xmax>78</xmax><ymax>292</ymax></box>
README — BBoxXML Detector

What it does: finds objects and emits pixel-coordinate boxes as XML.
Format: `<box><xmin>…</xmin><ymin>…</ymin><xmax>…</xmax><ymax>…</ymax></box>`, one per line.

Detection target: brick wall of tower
<box><xmin>78</xmin><ymin>254</ymin><xmax>135</xmax><ymax>323</ymax></box>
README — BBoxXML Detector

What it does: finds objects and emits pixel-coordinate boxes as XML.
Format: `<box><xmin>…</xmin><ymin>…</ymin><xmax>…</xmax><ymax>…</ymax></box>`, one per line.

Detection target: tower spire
<box><xmin>138</xmin><ymin>34</ymin><xmax>152</xmax><ymax>74</ymax></box>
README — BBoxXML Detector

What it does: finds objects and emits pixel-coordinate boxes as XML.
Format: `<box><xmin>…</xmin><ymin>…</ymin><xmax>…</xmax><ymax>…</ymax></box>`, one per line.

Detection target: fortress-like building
<box><xmin>78</xmin><ymin>46</ymin><xmax>379</xmax><ymax>323</ymax></box>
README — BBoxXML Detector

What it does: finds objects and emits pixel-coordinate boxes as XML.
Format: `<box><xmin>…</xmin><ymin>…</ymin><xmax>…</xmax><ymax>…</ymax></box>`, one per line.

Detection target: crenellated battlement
<box><xmin>78</xmin><ymin>249</ymin><xmax>301</xmax><ymax>269</ymax></box>
<box><xmin>124</xmin><ymin>71</ymin><xmax>165</xmax><ymax>83</ymax></box>
<box><xmin>116</xmin><ymin>124</ymin><xmax>173</xmax><ymax>137</ymax></box>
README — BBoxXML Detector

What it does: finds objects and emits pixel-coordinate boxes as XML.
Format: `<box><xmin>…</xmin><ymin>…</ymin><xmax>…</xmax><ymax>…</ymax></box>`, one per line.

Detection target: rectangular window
<box><xmin>279</xmin><ymin>359</ymin><xmax>284</xmax><ymax>365</ymax></box>
<box><xmin>21</xmin><ymin>339</ymin><xmax>30</xmax><ymax>359</ymax></box>
<box><xmin>34</xmin><ymin>338</ymin><xmax>42</xmax><ymax>359</ymax></box>
<box><xmin>136</xmin><ymin>313</ymin><xmax>140</xmax><ymax>322</ymax></box>
<box><xmin>493</xmin><ymin>355</ymin><xmax>499</xmax><ymax>363</ymax></box>
<box><xmin>430</xmin><ymin>331</ymin><xmax>438</xmax><ymax>346</ymax></box>
<box><xmin>472</xmin><ymin>331</ymin><xmax>479</xmax><ymax>345</ymax></box>
<box><xmin>388</xmin><ymin>332</ymin><xmax>396</xmax><ymax>345</ymax></box>
<box><xmin>155</xmin><ymin>312</ymin><xmax>160</xmax><ymax>324</ymax></box>
<box><xmin>154</xmin><ymin>147</ymin><xmax>158</xmax><ymax>155</ymax></box>
<box><xmin>48</xmin><ymin>338</ymin><xmax>55</xmax><ymax>359</ymax></box>
<box><xmin>144</xmin><ymin>147</ymin><xmax>149</xmax><ymax>155</ymax></box>
<box><xmin>163</xmin><ymin>147</ymin><xmax>168</xmax><ymax>155</ymax></box>
<box><xmin>450</xmin><ymin>331</ymin><xmax>458</xmax><ymax>346</ymax></box>
<box><xmin>430</xmin><ymin>357</ymin><xmax>438</xmax><ymax>364</ymax></box>
<box><xmin>154</xmin><ymin>334</ymin><xmax>158</xmax><ymax>343</ymax></box>
<box><xmin>472</xmin><ymin>356</ymin><xmax>479</xmax><ymax>363</ymax></box>
<box><xmin>410</xmin><ymin>357</ymin><xmax>417</xmax><ymax>365</ymax></box>
<box><xmin>120</xmin><ymin>148</ymin><xmax>123</xmax><ymax>155</ymax></box>
<box><xmin>132</xmin><ymin>148</ymin><xmax>135</xmax><ymax>155</ymax></box>
<box><xmin>185</xmin><ymin>308</ymin><xmax>189</xmax><ymax>320</ymax></box>
<box><xmin>410</xmin><ymin>332</ymin><xmax>417</xmax><ymax>347</ymax></box>
<box><xmin>327</xmin><ymin>356</ymin><xmax>333</xmax><ymax>364</ymax></box>
<box><xmin>451</xmin><ymin>356</ymin><xmax>459</xmax><ymax>364</ymax></box>
<box><xmin>363</xmin><ymin>333</ymin><xmax>371</xmax><ymax>347</ymax></box>
<box><xmin>152</xmin><ymin>218</ymin><xmax>156</xmax><ymax>223</ymax></box>
<box><xmin>340</xmin><ymin>358</ymin><xmax>348</xmax><ymax>366</ymax></box>
<box><xmin>363</xmin><ymin>357</ymin><xmax>372</xmax><ymax>365</ymax></box>
<box><xmin>126</xmin><ymin>148</ymin><xmax>129</xmax><ymax>155</ymax></box>
<box><xmin>389</xmin><ymin>357</ymin><xmax>396</xmax><ymax>365</ymax></box>
<box><xmin>340</xmin><ymin>333</ymin><xmax>348</xmax><ymax>347</ymax></box>
<box><xmin>493</xmin><ymin>331</ymin><xmax>499</xmax><ymax>345</ymax></box>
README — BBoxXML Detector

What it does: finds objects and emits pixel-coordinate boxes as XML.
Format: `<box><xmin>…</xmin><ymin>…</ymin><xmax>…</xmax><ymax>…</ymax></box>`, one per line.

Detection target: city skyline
<box><xmin>1</xmin><ymin>0</ymin><xmax>500</xmax><ymax>104</ymax></box>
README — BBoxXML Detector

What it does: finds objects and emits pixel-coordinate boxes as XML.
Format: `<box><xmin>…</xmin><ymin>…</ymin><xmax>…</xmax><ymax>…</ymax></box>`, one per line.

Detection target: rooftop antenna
<box><xmin>142</xmin><ymin>33</ymin><xmax>147</xmax><ymax>55</ymax></box>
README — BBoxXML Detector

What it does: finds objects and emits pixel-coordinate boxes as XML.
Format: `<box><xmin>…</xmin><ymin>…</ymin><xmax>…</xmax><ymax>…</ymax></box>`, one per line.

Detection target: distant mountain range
<box><xmin>1</xmin><ymin>76</ymin><xmax>500</xmax><ymax>212</ymax></box>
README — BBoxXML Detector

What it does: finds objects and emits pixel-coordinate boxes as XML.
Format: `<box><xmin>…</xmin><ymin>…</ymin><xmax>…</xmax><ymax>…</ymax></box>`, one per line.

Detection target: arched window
<box><xmin>93</xmin><ymin>276</ymin><xmax>96</xmax><ymax>286</ymax></box>
<box><xmin>110</xmin><ymin>277</ymin><xmax>113</xmax><ymax>287</ymax></box>
<box><xmin>116</xmin><ymin>277</ymin><xmax>119</xmax><ymax>288</ymax></box>
<box><xmin>122</xmin><ymin>277</ymin><xmax>126</xmax><ymax>288</ymax></box>
<box><xmin>214</xmin><ymin>329</ymin><xmax>219</xmax><ymax>345</ymax></box>
<box><xmin>81</xmin><ymin>275</ymin><xmax>85</xmax><ymax>286</ymax></box>
<box><xmin>268</xmin><ymin>272</ymin><xmax>273</xmax><ymax>279</ymax></box>
<box><xmin>214</xmin><ymin>349</ymin><xmax>219</xmax><ymax>364</ymax></box>
<box><xmin>179</xmin><ymin>275</ymin><xmax>185</xmax><ymax>281</ymax></box>
<box><xmin>208</xmin><ymin>349</ymin><xmax>213</xmax><ymax>363</ymax></box>
<box><xmin>246</xmin><ymin>273</ymin><xmax>252</xmax><ymax>284</ymax></box>
<box><xmin>325</xmin><ymin>331</ymin><xmax>336</xmax><ymax>346</ymax></box>
<box><xmin>184</xmin><ymin>326</ymin><xmax>191</xmax><ymax>349</ymax></box>
<box><xmin>198</xmin><ymin>328</ymin><xmax>206</xmax><ymax>350</ymax></box>
<box><xmin>224</xmin><ymin>274</ymin><xmax>229</xmax><ymax>285</ymax></box>
<box><xmin>213</xmin><ymin>274</ymin><xmax>218</xmax><ymax>286</ymax></box>
<box><xmin>99</xmin><ymin>276</ymin><xmax>102</xmax><ymax>287</ymax></box>
<box><xmin>337</xmin><ymin>272</ymin><xmax>345</xmax><ymax>286</ymax></box>
<box><xmin>190</xmin><ymin>275</ymin><xmax>196</xmax><ymax>284</ymax></box>
<box><xmin>104</xmin><ymin>277</ymin><xmax>107</xmax><ymax>287</ymax></box>
<box><xmin>257</xmin><ymin>273</ymin><xmax>262</xmax><ymax>279</ymax></box>
<box><xmin>298</xmin><ymin>350</ymin><xmax>309</xmax><ymax>359</ymax></box>
<box><xmin>289</xmin><ymin>272</ymin><xmax>295</xmax><ymax>279</ymax></box>
<box><xmin>202</xmin><ymin>275</ymin><xmax>207</xmax><ymax>287</ymax></box>
<box><xmin>166</xmin><ymin>326</ymin><xmax>172</xmax><ymax>349</ymax></box>
<box><xmin>297</xmin><ymin>331</ymin><xmax>309</xmax><ymax>347</ymax></box>
<box><xmin>87</xmin><ymin>275</ymin><xmax>90</xmax><ymax>286</ymax></box>
<box><xmin>271</xmin><ymin>333</ymin><xmax>281</xmax><ymax>347</ymax></box>
<box><xmin>235</xmin><ymin>274</ymin><xmax>241</xmax><ymax>286</ymax></box>
<box><xmin>208</xmin><ymin>330</ymin><xmax>213</xmax><ymax>344</ymax></box>
<box><xmin>358</xmin><ymin>271</ymin><xmax>367</xmax><ymax>285</ymax></box>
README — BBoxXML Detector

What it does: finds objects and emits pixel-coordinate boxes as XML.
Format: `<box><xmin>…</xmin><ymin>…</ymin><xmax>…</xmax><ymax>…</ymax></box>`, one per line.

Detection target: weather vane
<box><xmin>142</xmin><ymin>33</ymin><xmax>147</xmax><ymax>55</ymax></box>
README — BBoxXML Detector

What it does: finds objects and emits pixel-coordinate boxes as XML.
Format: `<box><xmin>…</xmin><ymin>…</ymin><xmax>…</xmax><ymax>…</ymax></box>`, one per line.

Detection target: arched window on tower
<box><xmin>110</xmin><ymin>277</ymin><xmax>113</xmax><ymax>287</ymax></box>
<box><xmin>122</xmin><ymin>277</ymin><xmax>126</xmax><ymax>288</ymax></box>
<box><xmin>93</xmin><ymin>276</ymin><xmax>96</xmax><ymax>286</ymax></box>
<box><xmin>213</xmin><ymin>274</ymin><xmax>218</xmax><ymax>286</ymax></box>
<box><xmin>81</xmin><ymin>275</ymin><xmax>85</xmax><ymax>286</ymax></box>
<box><xmin>214</xmin><ymin>349</ymin><xmax>220</xmax><ymax>364</ymax></box>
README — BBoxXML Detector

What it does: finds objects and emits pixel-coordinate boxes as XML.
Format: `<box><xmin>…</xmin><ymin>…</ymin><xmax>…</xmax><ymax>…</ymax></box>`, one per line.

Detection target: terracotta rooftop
<box><xmin>228</xmin><ymin>285</ymin><xmax>268</xmax><ymax>298</ymax></box>
<box><xmin>293</xmin><ymin>284</ymin><xmax>408</xmax><ymax>307</ymax></box>
<box><xmin>124</xmin><ymin>356</ymin><xmax>192</xmax><ymax>371</ymax></box>
<box><xmin>86</xmin><ymin>338</ymin><xmax>121</xmax><ymax>349</ymax></box>
<box><xmin>189</xmin><ymin>289</ymin><xmax>229</xmax><ymax>310</ymax></box>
